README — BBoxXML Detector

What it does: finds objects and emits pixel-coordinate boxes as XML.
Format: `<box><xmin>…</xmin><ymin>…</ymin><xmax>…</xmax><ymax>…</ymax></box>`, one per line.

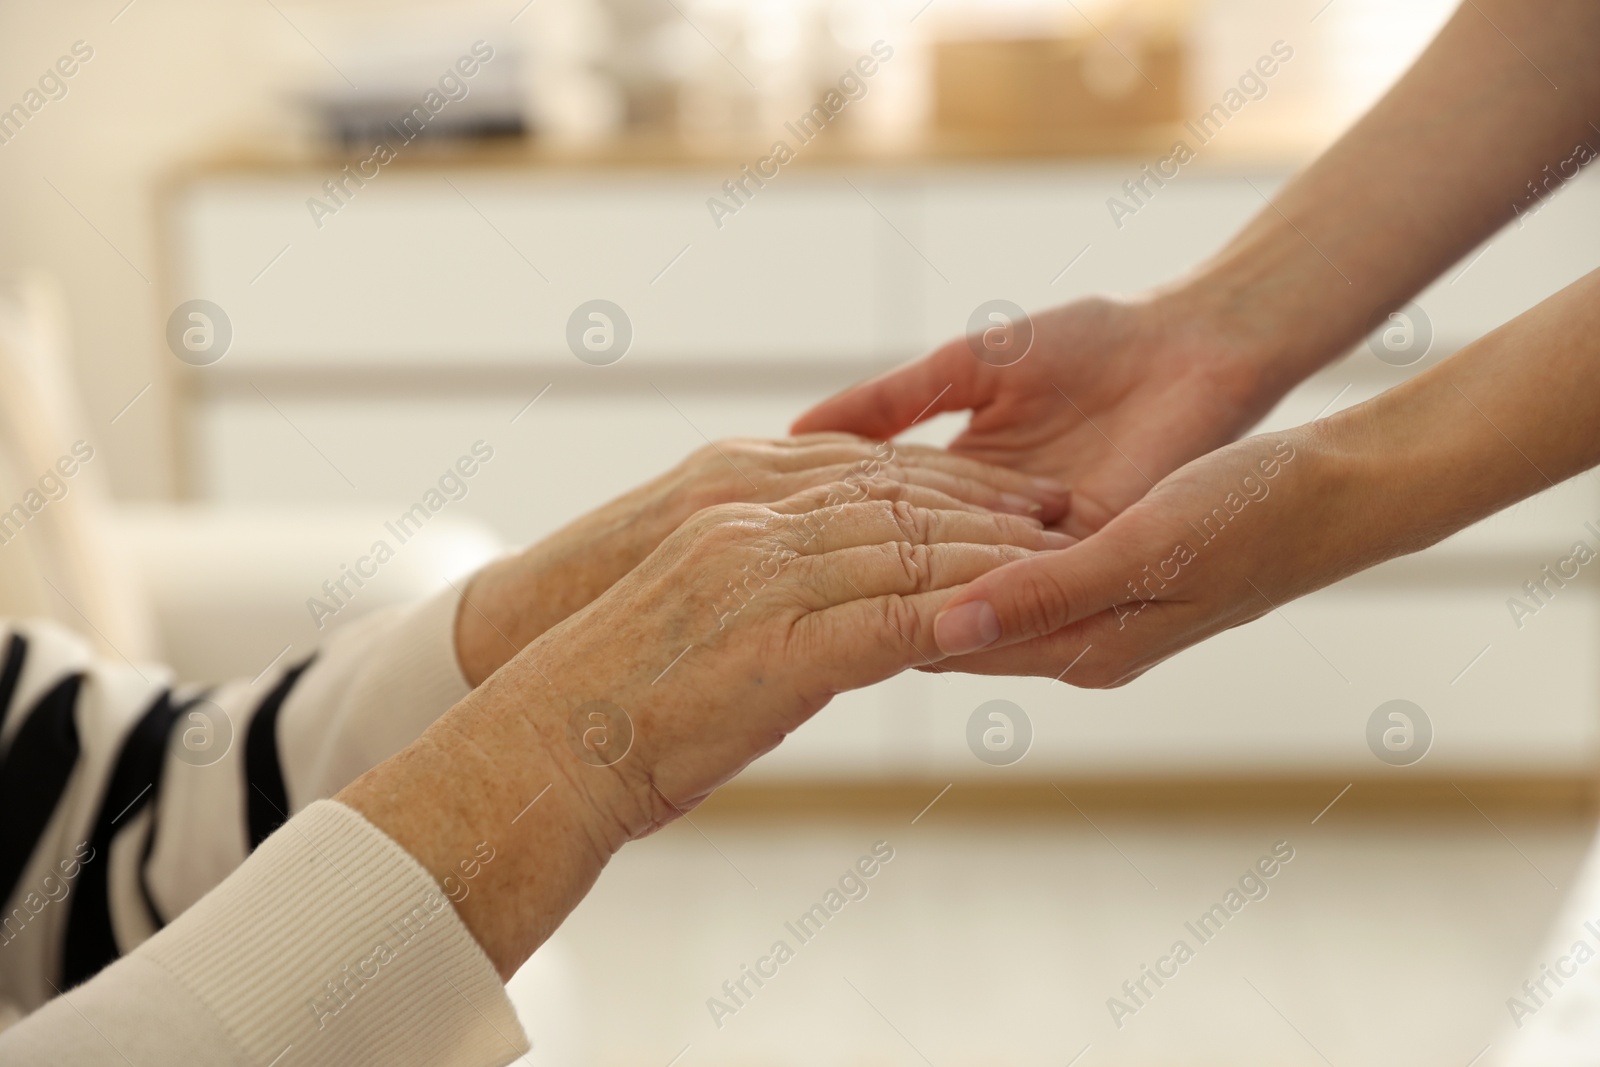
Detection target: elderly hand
<box><xmin>455</xmin><ymin>433</ymin><xmax>1069</xmax><ymax>683</ymax></box>
<box><xmin>792</xmin><ymin>296</ymin><xmax>1270</xmax><ymax>539</ymax></box>
<box><xmin>341</xmin><ymin>476</ymin><xmax>1067</xmax><ymax>977</ymax></box>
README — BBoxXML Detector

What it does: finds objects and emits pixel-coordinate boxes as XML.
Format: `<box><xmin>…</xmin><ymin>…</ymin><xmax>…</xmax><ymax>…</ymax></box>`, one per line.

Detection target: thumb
<box><xmin>931</xmin><ymin>531</ymin><xmax>1148</xmax><ymax>655</ymax></box>
<box><xmin>791</xmin><ymin>340</ymin><xmax>987</xmax><ymax>439</ymax></box>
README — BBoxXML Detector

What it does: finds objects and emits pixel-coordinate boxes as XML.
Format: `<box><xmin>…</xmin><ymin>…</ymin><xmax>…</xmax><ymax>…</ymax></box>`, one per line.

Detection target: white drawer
<box><xmin>174</xmin><ymin>171</ymin><xmax>892</xmax><ymax>367</ymax></box>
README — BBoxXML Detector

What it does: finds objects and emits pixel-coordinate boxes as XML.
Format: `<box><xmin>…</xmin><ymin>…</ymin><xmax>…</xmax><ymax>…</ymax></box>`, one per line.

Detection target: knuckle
<box><xmin>685</xmin><ymin>502</ymin><xmax>765</xmax><ymax>546</ymax></box>
<box><xmin>704</xmin><ymin>501</ymin><xmax>762</xmax><ymax>527</ymax></box>
<box><xmin>880</xmin><ymin>593</ymin><xmax>923</xmax><ymax>642</ymax></box>
<box><xmin>894</xmin><ymin>541</ymin><xmax>932</xmax><ymax>590</ymax></box>
<box><xmin>784</xmin><ymin>505</ymin><xmax>832</xmax><ymax>550</ymax></box>
<box><xmin>887</xmin><ymin>499</ymin><xmax>929</xmax><ymax>544</ymax></box>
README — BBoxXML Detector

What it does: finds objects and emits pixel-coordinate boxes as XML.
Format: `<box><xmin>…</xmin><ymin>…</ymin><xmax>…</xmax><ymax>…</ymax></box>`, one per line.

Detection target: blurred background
<box><xmin>2</xmin><ymin>0</ymin><xmax>1599</xmax><ymax>1063</ymax></box>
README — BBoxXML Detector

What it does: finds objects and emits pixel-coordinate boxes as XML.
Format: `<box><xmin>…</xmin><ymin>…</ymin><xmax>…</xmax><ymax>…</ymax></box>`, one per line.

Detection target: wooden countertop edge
<box><xmin>692</xmin><ymin>774</ymin><xmax>1600</xmax><ymax>821</ymax></box>
<box><xmin>158</xmin><ymin>125</ymin><xmax>1315</xmax><ymax>184</ymax></box>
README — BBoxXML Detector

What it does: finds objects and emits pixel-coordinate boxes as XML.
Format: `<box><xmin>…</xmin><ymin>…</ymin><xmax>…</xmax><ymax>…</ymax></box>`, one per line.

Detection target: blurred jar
<box><xmin>515</xmin><ymin>0</ymin><xmax>624</xmax><ymax>143</ymax></box>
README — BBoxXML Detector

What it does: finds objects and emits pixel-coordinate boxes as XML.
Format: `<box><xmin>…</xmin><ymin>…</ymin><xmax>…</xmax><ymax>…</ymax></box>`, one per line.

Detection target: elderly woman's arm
<box><xmin>0</xmin><ymin>592</ymin><xmax>477</xmax><ymax>1018</ymax></box>
<box><xmin>0</xmin><ymin>435</ymin><xmax>1060</xmax><ymax>1025</ymax></box>
<box><xmin>1</xmin><ymin>478</ymin><xmax>1066</xmax><ymax>1064</ymax></box>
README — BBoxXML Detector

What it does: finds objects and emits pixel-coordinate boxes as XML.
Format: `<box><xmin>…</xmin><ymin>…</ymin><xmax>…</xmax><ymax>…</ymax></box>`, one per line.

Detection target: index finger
<box><xmin>929</xmin><ymin>524</ymin><xmax>1155</xmax><ymax>656</ymax></box>
<box><xmin>790</xmin><ymin>340</ymin><xmax>993</xmax><ymax>439</ymax></box>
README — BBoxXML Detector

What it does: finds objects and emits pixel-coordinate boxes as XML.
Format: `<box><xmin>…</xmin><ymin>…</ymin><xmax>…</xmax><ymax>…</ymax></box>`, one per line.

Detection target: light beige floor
<box><xmin>518</xmin><ymin>787</ymin><xmax>1596</xmax><ymax>1067</ymax></box>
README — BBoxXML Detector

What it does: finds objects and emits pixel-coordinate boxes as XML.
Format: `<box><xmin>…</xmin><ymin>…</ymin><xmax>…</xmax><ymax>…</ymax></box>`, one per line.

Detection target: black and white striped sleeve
<box><xmin>0</xmin><ymin>585</ymin><xmax>471</xmax><ymax>1017</ymax></box>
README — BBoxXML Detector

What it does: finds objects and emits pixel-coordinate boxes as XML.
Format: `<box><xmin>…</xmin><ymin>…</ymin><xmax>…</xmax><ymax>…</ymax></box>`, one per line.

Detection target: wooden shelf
<box><xmin>173</xmin><ymin>122</ymin><xmax>1313</xmax><ymax>180</ymax></box>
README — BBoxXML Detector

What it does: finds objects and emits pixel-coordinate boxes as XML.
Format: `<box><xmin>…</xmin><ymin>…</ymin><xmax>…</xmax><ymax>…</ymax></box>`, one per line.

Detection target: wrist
<box><xmin>1311</xmin><ymin>362</ymin><xmax>1505</xmax><ymax>566</ymax></box>
<box><xmin>337</xmin><ymin>654</ymin><xmax>637</xmax><ymax>980</ymax></box>
<box><xmin>1138</xmin><ymin>280</ymin><xmax>1296</xmax><ymax>426</ymax></box>
<box><xmin>1152</xmin><ymin>218</ymin><xmax>1384</xmax><ymax>414</ymax></box>
<box><xmin>452</xmin><ymin>480</ymin><xmax>679</xmax><ymax>686</ymax></box>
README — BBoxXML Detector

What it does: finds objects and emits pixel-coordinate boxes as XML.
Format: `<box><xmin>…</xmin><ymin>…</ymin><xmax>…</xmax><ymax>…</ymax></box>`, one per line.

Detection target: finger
<box><xmin>775</xmin><ymin>441</ymin><xmax>1070</xmax><ymax>513</ymax></box>
<box><xmin>925</xmin><ymin>611</ymin><xmax>1172</xmax><ymax>686</ymax></box>
<box><xmin>787</xmin><ymin>586</ymin><xmax>965</xmax><ymax>692</ymax></box>
<box><xmin>923</xmin><ymin>626</ymin><xmax>1099</xmax><ymax>679</ymax></box>
<box><xmin>768</xmin><ymin>469</ymin><xmax>1000</xmax><ymax>517</ymax></box>
<box><xmin>763</xmin><ymin>476</ymin><xmax>1032</xmax><ymax>522</ymax></box>
<box><xmin>761</xmin><ymin>454</ymin><xmax>1059</xmax><ymax>520</ymax></box>
<box><xmin>776</xmin><ymin>499</ymin><xmax>1072</xmax><ymax>558</ymax></box>
<box><xmin>790</xmin><ymin>542</ymin><xmax>1043</xmax><ymax>615</ymax></box>
<box><xmin>773</xmin><ymin>432</ymin><xmax>876</xmax><ymax>448</ymax></box>
<box><xmin>757</xmin><ymin>442</ymin><xmax>895</xmax><ymax>472</ymax></box>
<box><xmin>928</xmin><ymin>523</ymin><xmax>1161</xmax><ymax>656</ymax></box>
<box><xmin>790</xmin><ymin>339</ymin><xmax>992</xmax><ymax>439</ymax></box>
<box><xmin>888</xmin><ymin>464</ymin><xmax>1056</xmax><ymax>518</ymax></box>
<box><xmin>884</xmin><ymin>442</ymin><xmax>1070</xmax><ymax>500</ymax></box>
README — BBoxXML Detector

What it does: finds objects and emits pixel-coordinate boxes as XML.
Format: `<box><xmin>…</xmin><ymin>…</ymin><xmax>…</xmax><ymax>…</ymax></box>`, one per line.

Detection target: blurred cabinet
<box><xmin>165</xmin><ymin>160</ymin><xmax>1600</xmax><ymax>780</ymax></box>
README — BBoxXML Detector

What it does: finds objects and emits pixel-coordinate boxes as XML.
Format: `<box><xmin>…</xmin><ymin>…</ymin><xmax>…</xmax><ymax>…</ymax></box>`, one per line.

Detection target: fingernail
<box><xmin>1041</xmin><ymin>531</ymin><xmax>1074</xmax><ymax>548</ymax></box>
<box><xmin>935</xmin><ymin>601</ymin><xmax>1000</xmax><ymax>655</ymax></box>
<box><xmin>1032</xmin><ymin>476</ymin><xmax>1070</xmax><ymax>494</ymax></box>
<box><xmin>1000</xmin><ymin>493</ymin><xmax>1044</xmax><ymax>515</ymax></box>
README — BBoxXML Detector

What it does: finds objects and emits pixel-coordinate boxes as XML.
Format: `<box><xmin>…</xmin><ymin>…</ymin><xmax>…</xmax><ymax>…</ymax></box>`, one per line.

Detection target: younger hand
<box><xmin>792</xmin><ymin>296</ymin><xmax>1266</xmax><ymax>538</ymax></box>
<box><xmin>926</xmin><ymin>427</ymin><xmax>1373</xmax><ymax>685</ymax></box>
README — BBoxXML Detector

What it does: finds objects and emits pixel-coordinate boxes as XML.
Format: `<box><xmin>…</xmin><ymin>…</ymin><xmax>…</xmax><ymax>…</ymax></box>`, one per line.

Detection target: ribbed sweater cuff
<box><xmin>138</xmin><ymin>800</ymin><xmax>527</xmax><ymax>1067</ymax></box>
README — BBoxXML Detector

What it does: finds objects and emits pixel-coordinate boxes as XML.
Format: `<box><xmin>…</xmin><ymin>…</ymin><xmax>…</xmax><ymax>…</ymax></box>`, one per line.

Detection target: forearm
<box><xmin>1328</xmin><ymin>265</ymin><xmax>1600</xmax><ymax>563</ymax></box>
<box><xmin>1170</xmin><ymin>0</ymin><xmax>1600</xmax><ymax>405</ymax></box>
<box><xmin>336</xmin><ymin>661</ymin><xmax>626</xmax><ymax>982</ymax></box>
<box><xmin>454</xmin><ymin>469</ymin><xmax>690</xmax><ymax>687</ymax></box>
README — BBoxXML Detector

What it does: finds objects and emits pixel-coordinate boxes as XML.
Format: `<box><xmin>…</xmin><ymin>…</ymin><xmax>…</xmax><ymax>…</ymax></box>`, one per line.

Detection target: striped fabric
<box><xmin>0</xmin><ymin>585</ymin><xmax>472</xmax><ymax>1018</ymax></box>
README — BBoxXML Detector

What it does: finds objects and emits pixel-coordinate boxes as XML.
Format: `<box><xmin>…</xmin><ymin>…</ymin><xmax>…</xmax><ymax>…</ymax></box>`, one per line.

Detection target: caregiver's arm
<box><xmin>1</xmin><ymin>480</ymin><xmax>1064</xmax><ymax>1064</ymax></box>
<box><xmin>1177</xmin><ymin>0</ymin><xmax>1600</xmax><ymax>403</ymax></box>
<box><xmin>931</xmin><ymin>265</ymin><xmax>1600</xmax><ymax>680</ymax></box>
<box><xmin>795</xmin><ymin>0</ymin><xmax>1600</xmax><ymax>537</ymax></box>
